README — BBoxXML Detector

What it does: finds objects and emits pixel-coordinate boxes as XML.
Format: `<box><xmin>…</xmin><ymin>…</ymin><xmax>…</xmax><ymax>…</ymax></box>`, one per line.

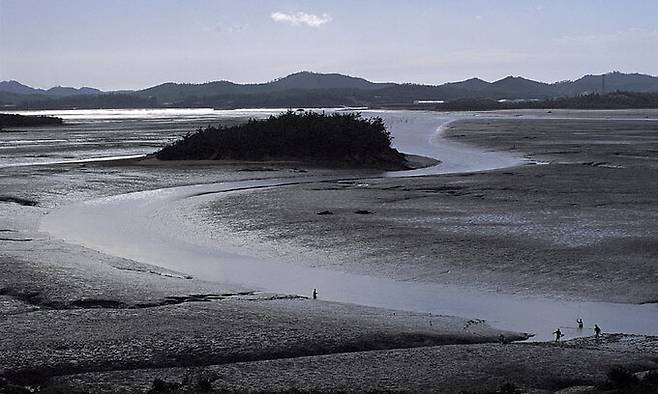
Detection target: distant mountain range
<box><xmin>2</xmin><ymin>71</ymin><xmax>658</xmax><ymax>109</ymax></box>
<box><xmin>131</xmin><ymin>71</ymin><xmax>658</xmax><ymax>103</ymax></box>
<box><xmin>133</xmin><ymin>72</ymin><xmax>397</xmax><ymax>103</ymax></box>
<box><xmin>0</xmin><ymin>80</ymin><xmax>103</xmax><ymax>97</ymax></box>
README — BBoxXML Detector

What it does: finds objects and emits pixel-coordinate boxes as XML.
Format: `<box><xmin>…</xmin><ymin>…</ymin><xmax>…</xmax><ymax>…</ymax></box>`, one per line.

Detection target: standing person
<box><xmin>312</xmin><ymin>288</ymin><xmax>318</xmax><ymax>300</ymax></box>
<box><xmin>594</xmin><ymin>324</ymin><xmax>601</xmax><ymax>339</ymax></box>
<box><xmin>577</xmin><ymin>318</ymin><xmax>584</xmax><ymax>329</ymax></box>
<box><xmin>553</xmin><ymin>328</ymin><xmax>563</xmax><ymax>342</ymax></box>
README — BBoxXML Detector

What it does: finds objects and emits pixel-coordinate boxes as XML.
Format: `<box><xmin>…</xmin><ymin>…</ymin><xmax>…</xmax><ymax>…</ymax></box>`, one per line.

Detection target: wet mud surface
<box><xmin>1</xmin><ymin>109</ymin><xmax>657</xmax><ymax>392</ymax></box>
<box><xmin>45</xmin><ymin>337</ymin><xmax>658</xmax><ymax>393</ymax></box>
<box><xmin>200</xmin><ymin>117</ymin><xmax>658</xmax><ymax>304</ymax></box>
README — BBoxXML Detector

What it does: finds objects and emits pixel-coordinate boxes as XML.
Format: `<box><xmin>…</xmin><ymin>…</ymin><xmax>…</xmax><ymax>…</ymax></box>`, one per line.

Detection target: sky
<box><xmin>1</xmin><ymin>0</ymin><xmax>657</xmax><ymax>90</ymax></box>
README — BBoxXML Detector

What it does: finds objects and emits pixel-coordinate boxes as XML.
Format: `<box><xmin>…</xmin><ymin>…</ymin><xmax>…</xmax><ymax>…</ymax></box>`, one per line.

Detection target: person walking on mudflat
<box><xmin>577</xmin><ymin>318</ymin><xmax>583</xmax><ymax>329</ymax></box>
<box><xmin>594</xmin><ymin>324</ymin><xmax>601</xmax><ymax>339</ymax></box>
<box><xmin>553</xmin><ymin>328</ymin><xmax>563</xmax><ymax>342</ymax></box>
<box><xmin>312</xmin><ymin>288</ymin><xmax>318</xmax><ymax>300</ymax></box>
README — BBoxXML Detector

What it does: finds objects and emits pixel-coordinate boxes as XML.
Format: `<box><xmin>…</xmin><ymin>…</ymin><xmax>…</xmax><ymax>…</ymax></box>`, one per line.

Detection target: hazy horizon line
<box><xmin>3</xmin><ymin>69</ymin><xmax>657</xmax><ymax>92</ymax></box>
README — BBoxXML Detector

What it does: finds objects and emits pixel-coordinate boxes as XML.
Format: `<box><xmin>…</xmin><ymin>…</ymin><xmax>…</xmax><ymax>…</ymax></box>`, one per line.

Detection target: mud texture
<box><xmin>200</xmin><ymin>117</ymin><xmax>658</xmax><ymax>303</ymax></box>
<box><xmin>1</xmin><ymin>111</ymin><xmax>657</xmax><ymax>392</ymax></box>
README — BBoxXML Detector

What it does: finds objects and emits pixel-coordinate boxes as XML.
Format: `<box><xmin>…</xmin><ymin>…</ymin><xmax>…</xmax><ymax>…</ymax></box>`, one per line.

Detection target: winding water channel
<box><xmin>38</xmin><ymin>109</ymin><xmax>658</xmax><ymax>341</ymax></box>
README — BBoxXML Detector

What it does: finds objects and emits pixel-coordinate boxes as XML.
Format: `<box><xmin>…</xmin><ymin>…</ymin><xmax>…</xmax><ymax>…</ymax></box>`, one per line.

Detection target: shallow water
<box><xmin>0</xmin><ymin>108</ymin><xmax>285</xmax><ymax>167</ymax></box>
<box><xmin>2</xmin><ymin>108</ymin><xmax>523</xmax><ymax>170</ymax></box>
<box><xmin>36</xmin><ymin>109</ymin><xmax>658</xmax><ymax>341</ymax></box>
<box><xmin>41</xmin><ymin>177</ymin><xmax>658</xmax><ymax>341</ymax></box>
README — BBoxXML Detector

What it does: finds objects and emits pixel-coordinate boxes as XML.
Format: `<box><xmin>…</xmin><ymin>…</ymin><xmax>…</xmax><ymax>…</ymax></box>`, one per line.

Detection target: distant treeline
<box><xmin>2</xmin><ymin>93</ymin><xmax>157</xmax><ymax>110</ymax></box>
<box><xmin>0</xmin><ymin>113</ymin><xmax>63</xmax><ymax>129</ymax></box>
<box><xmin>430</xmin><ymin>92</ymin><xmax>658</xmax><ymax>111</ymax></box>
<box><xmin>164</xmin><ymin>89</ymin><xmax>374</xmax><ymax>109</ymax></box>
<box><xmin>157</xmin><ymin>111</ymin><xmax>407</xmax><ymax>168</ymax></box>
<box><xmin>3</xmin><ymin>85</ymin><xmax>658</xmax><ymax>112</ymax></box>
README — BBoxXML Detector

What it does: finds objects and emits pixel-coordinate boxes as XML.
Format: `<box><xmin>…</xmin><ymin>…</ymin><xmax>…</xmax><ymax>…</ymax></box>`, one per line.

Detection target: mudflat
<box><xmin>197</xmin><ymin>115</ymin><xmax>658</xmax><ymax>304</ymax></box>
<box><xmin>1</xmin><ymin>110</ymin><xmax>657</xmax><ymax>392</ymax></box>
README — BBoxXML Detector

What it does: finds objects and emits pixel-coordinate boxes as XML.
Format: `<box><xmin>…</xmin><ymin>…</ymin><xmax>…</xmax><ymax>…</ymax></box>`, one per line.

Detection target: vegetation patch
<box><xmin>433</xmin><ymin>91</ymin><xmax>658</xmax><ymax>111</ymax></box>
<box><xmin>0</xmin><ymin>113</ymin><xmax>62</xmax><ymax>129</ymax></box>
<box><xmin>594</xmin><ymin>367</ymin><xmax>658</xmax><ymax>393</ymax></box>
<box><xmin>156</xmin><ymin>111</ymin><xmax>408</xmax><ymax>169</ymax></box>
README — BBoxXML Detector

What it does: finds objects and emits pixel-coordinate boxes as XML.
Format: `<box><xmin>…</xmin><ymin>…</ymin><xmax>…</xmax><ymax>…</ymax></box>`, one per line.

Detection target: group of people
<box><xmin>553</xmin><ymin>319</ymin><xmax>602</xmax><ymax>342</ymax></box>
<box><xmin>311</xmin><ymin>289</ymin><xmax>604</xmax><ymax>344</ymax></box>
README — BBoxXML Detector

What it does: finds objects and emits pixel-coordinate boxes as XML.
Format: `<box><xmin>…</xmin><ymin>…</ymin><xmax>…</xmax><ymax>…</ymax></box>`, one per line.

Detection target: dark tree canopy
<box><xmin>432</xmin><ymin>91</ymin><xmax>658</xmax><ymax>111</ymax></box>
<box><xmin>0</xmin><ymin>113</ymin><xmax>63</xmax><ymax>129</ymax></box>
<box><xmin>156</xmin><ymin>111</ymin><xmax>407</xmax><ymax>168</ymax></box>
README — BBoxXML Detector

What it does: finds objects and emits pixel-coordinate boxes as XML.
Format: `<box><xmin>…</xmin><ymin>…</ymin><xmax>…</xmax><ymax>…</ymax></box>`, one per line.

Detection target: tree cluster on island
<box><xmin>156</xmin><ymin>111</ymin><xmax>408</xmax><ymax>169</ymax></box>
<box><xmin>0</xmin><ymin>113</ymin><xmax>63</xmax><ymax>130</ymax></box>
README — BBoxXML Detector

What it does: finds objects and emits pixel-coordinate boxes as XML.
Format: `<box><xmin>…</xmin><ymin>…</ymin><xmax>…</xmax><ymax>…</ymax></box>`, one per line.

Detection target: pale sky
<box><xmin>1</xmin><ymin>0</ymin><xmax>657</xmax><ymax>90</ymax></box>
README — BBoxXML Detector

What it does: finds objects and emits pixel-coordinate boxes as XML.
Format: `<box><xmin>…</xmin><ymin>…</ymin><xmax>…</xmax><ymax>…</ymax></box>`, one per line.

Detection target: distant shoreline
<box><xmin>0</xmin><ymin>113</ymin><xmax>63</xmax><ymax>129</ymax></box>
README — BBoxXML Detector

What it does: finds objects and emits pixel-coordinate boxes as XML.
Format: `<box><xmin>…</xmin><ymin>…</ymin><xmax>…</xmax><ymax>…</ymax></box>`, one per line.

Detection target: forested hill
<box><xmin>134</xmin><ymin>72</ymin><xmax>395</xmax><ymax>103</ymax></box>
<box><xmin>2</xmin><ymin>71</ymin><xmax>658</xmax><ymax>110</ymax></box>
<box><xmin>131</xmin><ymin>71</ymin><xmax>658</xmax><ymax>104</ymax></box>
<box><xmin>0</xmin><ymin>80</ymin><xmax>102</xmax><ymax>97</ymax></box>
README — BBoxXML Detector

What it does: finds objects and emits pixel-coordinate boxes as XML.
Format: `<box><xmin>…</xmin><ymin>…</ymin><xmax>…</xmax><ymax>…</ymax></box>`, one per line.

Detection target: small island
<box><xmin>156</xmin><ymin>111</ymin><xmax>410</xmax><ymax>169</ymax></box>
<box><xmin>0</xmin><ymin>113</ymin><xmax>63</xmax><ymax>130</ymax></box>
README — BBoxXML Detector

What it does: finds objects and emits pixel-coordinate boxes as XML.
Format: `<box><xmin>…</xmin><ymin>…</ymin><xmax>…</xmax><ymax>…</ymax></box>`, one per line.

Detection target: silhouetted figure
<box><xmin>594</xmin><ymin>324</ymin><xmax>601</xmax><ymax>339</ymax></box>
<box><xmin>577</xmin><ymin>318</ymin><xmax>584</xmax><ymax>329</ymax></box>
<box><xmin>499</xmin><ymin>334</ymin><xmax>507</xmax><ymax>344</ymax></box>
<box><xmin>312</xmin><ymin>288</ymin><xmax>318</xmax><ymax>300</ymax></box>
<box><xmin>553</xmin><ymin>328</ymin><xmax>563</xmax><ymax>342</ymax></box>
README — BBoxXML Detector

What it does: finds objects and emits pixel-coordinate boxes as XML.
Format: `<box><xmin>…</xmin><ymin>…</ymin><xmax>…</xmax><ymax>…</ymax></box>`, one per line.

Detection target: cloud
<box><xmin>271</xmin><ymin>11</ymin><xmax>332</xmax><ymax>27</ymax></box>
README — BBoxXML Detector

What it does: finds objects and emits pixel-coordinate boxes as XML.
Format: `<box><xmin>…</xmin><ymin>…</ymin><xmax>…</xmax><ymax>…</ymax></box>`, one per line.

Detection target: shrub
<box><xmin>604</xmin><ymin>367</ymin><xmax>639</xmax><ymax>389</ymax></box>
<box><xmin>195</xmin><ymin>377</ymin><xmax>213</xmax><ymax>392</ymax></box>
<box><xmin>147</xmin><ymin>378</ymin><xmax>180</xmax><ymax>393</ymax></box>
